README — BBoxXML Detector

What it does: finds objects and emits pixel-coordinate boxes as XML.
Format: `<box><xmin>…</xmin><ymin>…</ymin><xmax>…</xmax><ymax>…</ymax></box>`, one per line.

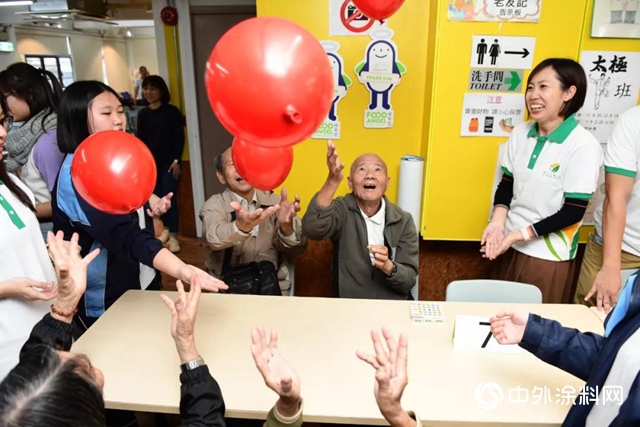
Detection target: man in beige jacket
<box><xmin>200</xmin><ymin>147</ymin><xmax>306</xmax><ymax>293</ymax></box>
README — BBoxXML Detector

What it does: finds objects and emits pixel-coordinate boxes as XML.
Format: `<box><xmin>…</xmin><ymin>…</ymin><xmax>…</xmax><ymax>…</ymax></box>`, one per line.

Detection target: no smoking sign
<box><xmin>330</xmin><ymin>0</ymin><xmax>387</xmax><ymax>36</ymax></box>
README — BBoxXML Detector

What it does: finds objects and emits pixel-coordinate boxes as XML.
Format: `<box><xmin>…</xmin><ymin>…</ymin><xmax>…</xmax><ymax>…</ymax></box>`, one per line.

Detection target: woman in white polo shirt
<box><xmin>0</xmin><ymin>107</ymin><xmax>58</xmax><ymax>380</ymax></box>
<box><xmin>481</xmin><ymin>58</ymin><xmax>603</xmax><ymax>303</ymax></box>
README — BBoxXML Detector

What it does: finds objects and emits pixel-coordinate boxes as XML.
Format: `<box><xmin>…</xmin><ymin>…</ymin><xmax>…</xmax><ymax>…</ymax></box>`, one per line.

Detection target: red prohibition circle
<box><xmin>339</xmin><ymin>0</ymin><xmax>375</xmax><ymax>33</ymax></box>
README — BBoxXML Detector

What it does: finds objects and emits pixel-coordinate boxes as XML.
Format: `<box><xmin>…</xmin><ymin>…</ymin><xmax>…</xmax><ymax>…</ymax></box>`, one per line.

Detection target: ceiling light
<box><xmin>0</xmin><ymin>0</ymin><xmax>34</xmax><ymax>6</ymax></box>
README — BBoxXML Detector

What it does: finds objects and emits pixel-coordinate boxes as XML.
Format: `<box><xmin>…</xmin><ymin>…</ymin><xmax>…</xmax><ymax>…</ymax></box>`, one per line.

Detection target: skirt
<box><xmin>489</xmin><ymin>248</ymin><xmax>577</xmax><ymax>303</ymax></box>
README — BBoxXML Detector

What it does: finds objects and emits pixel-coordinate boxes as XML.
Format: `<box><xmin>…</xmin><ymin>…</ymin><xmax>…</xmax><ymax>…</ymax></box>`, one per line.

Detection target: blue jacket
<box><xmin>52</xmin><ymin>154</ymin><xmax>164</xmax><ymax>328</ymax></box>
<box><xmin>520</xmin><ymin>274</ymin><xmax>640</xmax><ymax>426</ymax></box>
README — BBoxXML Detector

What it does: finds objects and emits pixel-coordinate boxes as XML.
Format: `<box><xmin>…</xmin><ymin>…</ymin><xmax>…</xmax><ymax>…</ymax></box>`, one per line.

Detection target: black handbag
<box><xmin>220</xmin><ymin>212</ymin><xmax>281</xmax><ymax>296</ymax></box>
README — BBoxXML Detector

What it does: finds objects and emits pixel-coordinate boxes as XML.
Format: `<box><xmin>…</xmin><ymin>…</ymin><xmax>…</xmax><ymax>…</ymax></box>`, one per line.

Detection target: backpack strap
<box><xmin>222</xmin><ymin>211</ymin><xmax>236</xmax><ymax>275</ymax></box>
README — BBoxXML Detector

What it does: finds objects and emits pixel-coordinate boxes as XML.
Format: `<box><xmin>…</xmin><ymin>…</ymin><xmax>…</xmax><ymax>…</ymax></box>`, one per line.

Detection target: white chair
<box><xmin>445</xmin><ymin>279</ymin><xmax>542</xmax><ymax>304</ymax></box>
<box><xmin>411</xmin><ymin>277</ymin><xmax>419</xmax><ymax>300</ymax></box>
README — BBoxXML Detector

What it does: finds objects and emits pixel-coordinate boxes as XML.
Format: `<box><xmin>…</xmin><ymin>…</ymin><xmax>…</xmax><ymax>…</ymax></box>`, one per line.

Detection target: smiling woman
<box><xmin>137</xmin><ymin>75</ymin><xmax>185</xmax><ymax>253</ymax></box>
<box><xmin>481</xmin><ymin>58</ymin><xmax>604</xmax><ymax>303</ymax></box>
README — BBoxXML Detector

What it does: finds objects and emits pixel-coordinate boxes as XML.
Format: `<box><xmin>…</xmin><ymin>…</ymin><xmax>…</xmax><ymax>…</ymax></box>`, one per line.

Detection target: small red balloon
<box><xmin>351</xmin><ymin>0</ymin><xmax>405</xmax><ymax>20</ymax></box>
<box><xmin>71</xmin><ymin>130</ymin><xmax>157</xmax><ymax>215</ymax></box>
<box><xmin>206</xmin><ymin>17</ymin><xmax>333</xmax><ymax>148</ymax></box>
<box><xmin>231</xmin><ymin>138</ymin><xmax>293</xmax><ymax>191</ymax></box>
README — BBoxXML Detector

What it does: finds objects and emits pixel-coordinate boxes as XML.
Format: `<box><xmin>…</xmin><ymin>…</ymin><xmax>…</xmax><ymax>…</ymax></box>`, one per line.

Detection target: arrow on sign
<box><xmin>504</xmin><ymin>71</ymin><xmax>522</xmax><ymax>91</ymax></box>
<box><xmin>505</xmin><ymin>48</ymin><xmax>530</xmax><ymax>58</ymax></box>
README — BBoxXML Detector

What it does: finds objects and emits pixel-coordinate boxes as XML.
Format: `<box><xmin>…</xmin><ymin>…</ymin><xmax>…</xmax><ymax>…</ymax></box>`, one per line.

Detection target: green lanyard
<box><xmin>0</xmin><ymin>180</ymin><xmax>26</xmax><ymax>229</ymax></box>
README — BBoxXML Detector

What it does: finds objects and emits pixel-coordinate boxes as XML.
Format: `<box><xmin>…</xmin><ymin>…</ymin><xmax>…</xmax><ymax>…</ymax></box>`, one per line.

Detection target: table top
<box><xmin>72</xmin><ymin>291</ymin><xmax>603</xmax><ymax>426</ymax></box>
<box><xmin>590</xmin><ymin>306</ymin><xmax>608</xmax><ymax>322</ymax></box>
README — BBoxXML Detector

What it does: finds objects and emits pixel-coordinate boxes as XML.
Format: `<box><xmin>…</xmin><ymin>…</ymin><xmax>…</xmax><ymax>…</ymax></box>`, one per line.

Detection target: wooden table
<box><xmin>590</xmin><ymin>306</ymin><xmax>608</xmax><ymax>322</ymax></box>
<box><xmin>73</xmin><ymin>291</ymin><xmax>603</xmax><ymax>426</ymax></box>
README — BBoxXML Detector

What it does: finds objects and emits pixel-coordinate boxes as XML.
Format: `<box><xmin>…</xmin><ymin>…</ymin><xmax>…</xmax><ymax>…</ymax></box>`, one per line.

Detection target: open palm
<box><xmin>250</xmin><ymin>328</ymin><xmax>300</xmax><ymax>403</ymax></box>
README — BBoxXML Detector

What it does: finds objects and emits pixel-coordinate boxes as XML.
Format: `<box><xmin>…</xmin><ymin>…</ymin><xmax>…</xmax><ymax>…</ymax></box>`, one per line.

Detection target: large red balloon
<box><xmin>231</xmin><ymin>137</ymin><xmax>293</xmax><ymax>191</ymax></box>
<box><xmin>351</xmin><ymin>0</ymin><xmax>405</xmax><ymax>20</ymax></box>
<box><xmin>206</xmin><ymin>17</ymin><xmax>333</xmax><ymax>148</ymax></box>
<box><xmin>71</xmin><ymin>130</ymin><xmax>157</xmax><ymax>215</ymax></box>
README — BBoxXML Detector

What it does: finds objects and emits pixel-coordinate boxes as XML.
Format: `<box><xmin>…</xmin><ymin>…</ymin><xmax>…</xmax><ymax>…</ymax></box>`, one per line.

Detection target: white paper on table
<box><xmin>453</xmin><ymin>315</ymin><xmax>522</xmax><ymax>355</ymax></box>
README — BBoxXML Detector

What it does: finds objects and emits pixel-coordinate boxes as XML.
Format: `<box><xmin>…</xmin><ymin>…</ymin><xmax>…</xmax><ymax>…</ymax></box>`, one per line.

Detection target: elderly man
<box><xmin>200</xmin><ymin>147</ymin><xmax>306</xmax><ymax>293</ymax></box>
<box><xmin>302</xmin><ymin>141</ymin><xmax>419</xmax><ymax>300</ymax></box>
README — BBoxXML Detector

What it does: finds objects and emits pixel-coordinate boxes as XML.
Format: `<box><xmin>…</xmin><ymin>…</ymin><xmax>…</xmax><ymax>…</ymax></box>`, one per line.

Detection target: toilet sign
<box><xmin>471</xmin><ymin>35</ymin><xmax>536</xmax><ymax>69</ymax></box>
<box><xmin>329</xmin><ymin>0</ymin><xmax>387</xmax><ymax>36</ymax></box>
<box><xmin>468</xmin><ymin>69</ymin><xmax>523</xmax><ymax>92</ymax></box>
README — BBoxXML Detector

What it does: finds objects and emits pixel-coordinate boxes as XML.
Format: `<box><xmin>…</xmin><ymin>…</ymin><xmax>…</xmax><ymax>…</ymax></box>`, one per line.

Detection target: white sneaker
<box><xmin>158</xmin><ymin>229</ymin><xmax>170</xmax><ymax>243</ymax></box>
<box><xmin>168</xmin><ymin>237</ymin><xmax>181</xmax><ymax>253</ymax></box>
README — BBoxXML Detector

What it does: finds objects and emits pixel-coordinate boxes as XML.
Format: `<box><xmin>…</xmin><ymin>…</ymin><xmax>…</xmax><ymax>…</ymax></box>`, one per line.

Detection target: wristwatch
<box><xmin>387</xmin><ymin>262</ymin><xmax>398</xmax><ymax>278</ymax></box>
<box><xmin>180</xmin><ymin>356</ymin><xmax>206</xmax><ymax>372</ymax></box>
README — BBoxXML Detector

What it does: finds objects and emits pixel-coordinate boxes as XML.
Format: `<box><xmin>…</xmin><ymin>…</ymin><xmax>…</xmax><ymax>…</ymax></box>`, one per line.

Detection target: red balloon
<box><xmin>71</xmin><ymin>130</ymin><xmax>157</xmax><ymax>215</ymax></box>
<box><xmin>351</xmin><ymin>0</ymin><xmax>405</xmax><ymax>20</ymax></box>
<box><xmin>231</xmin><ymin>137</ymin><xmax>293</xmax><ymax>191</ymax></box>
<box><xmin>206</xmin><ymin>17</ymin><xmax>333</xmax><ymax>148</ymax></box>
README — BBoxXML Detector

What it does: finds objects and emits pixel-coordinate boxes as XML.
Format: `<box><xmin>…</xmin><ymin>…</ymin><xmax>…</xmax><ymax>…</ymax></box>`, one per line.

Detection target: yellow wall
<box><xmin>422</xmin><ymin>0</ymin><xmax>640</xmax><ymax>241</ymax></box>
<box><xmin>257</xmin><ymin>0</ymin><xmax>430</xmax><ymax>209</ymax></box>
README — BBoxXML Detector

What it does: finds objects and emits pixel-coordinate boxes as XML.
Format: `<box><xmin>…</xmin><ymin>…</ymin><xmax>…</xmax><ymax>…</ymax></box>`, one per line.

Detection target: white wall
<box><xmin>128</xmin><ymin>37</ymin><xmax>159</xmax><ymax>76</ymax></box>
<box><xmin>11</xmin><ymin>26</ymin><xmax>158</xmax><ymax>94</ymax></box>
<box><xmin>103</xmin><ymin>39</ymin><xmax>131</xmax><ymax>93</ymax></box>
<box><xmin>16</xmin><ymin>30</ymin><xmax>69</xmax><ymax>55</ymax></box>
<box><xmin>68</xmin><ymin>34</ymin><xmax>104</xmax><ymax>81</ymax></box>
<box><xmin>0</xmin><ymin>26</ymin><xmax>19</xmax><ymax>71</ymax></box>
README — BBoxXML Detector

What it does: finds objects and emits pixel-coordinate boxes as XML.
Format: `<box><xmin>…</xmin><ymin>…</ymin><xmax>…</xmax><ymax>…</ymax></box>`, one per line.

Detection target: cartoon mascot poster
<box><xmin>312</xmin><ymin>41</ymin><xmax>352</xmax><ymax>140</ymax></box>
<box><xmin>355</xmin><ymin>29</ymin><xmax>406</xmax><ymax>129</ymax></box>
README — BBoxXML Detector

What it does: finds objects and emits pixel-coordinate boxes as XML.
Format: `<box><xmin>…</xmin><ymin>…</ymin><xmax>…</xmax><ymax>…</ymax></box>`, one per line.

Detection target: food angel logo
<box><xmin>355</xmin><ymin>28</ymin><xmax>406</xmax><ymax>129</ymax></box>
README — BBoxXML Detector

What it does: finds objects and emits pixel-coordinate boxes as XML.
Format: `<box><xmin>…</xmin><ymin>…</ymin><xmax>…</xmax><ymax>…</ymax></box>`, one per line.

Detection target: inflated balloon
<box><xmin>351</xmin><ymin>0</ymin><xmax>405</xmax><ymax>20</ymax></box>
<box><xmin>206</xmin><ymin>17</ymin><xmax>333</xmax><ymax>148</ymax></box>
<box><xmin>231</xmin><ymin>137</ymin><xmax>293</xmax><ymax>191</ymax></box>
<box><xmin>71</xmin><ymin>130</ymin><xmax>157</xmax><ymax>215</ymax></box>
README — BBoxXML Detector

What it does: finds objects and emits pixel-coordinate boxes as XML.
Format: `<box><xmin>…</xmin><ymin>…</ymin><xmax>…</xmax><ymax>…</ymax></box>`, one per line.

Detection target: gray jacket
<box><xmin>302</xmin><ymin>193</ymin><xmax>419</xmax><ymax>300</ymax></box>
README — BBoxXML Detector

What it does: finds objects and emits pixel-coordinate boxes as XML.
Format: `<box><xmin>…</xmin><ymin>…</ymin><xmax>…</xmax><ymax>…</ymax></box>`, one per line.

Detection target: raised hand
<box><xmin>251</xmin><ymin>327</ymin><xmax>301</xmax><ymax>417</ymax></box>
<box><xmin>230</xmin><ymin>201</ymin><xmax>280</xmax><ymax>233</ymax></box>
<box><xmin>326</xmin><ymin>140</ymin><xmax>345</xmax><ymax>184</ymax></box>
<box><xmin>277</xmin><ymin>187</ymin><xmax>301</xmax><ymax>235</ymax></box>
<box><xmin>160</xmin><ymin>275</ymin><xmax>202</xmax><ymax>363</ymax></box>
<box><xmin>357</xmin><ymin>328</ymin><xmax>413</xmax><ymax>426</ymax></box>
<box><xmin>147</xmin><ymin>193</ymin><xmax>173</xmax><ymax>218</ymax></box>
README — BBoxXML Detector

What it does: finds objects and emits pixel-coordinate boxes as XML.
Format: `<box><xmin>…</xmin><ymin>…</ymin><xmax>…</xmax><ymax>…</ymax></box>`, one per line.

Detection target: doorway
<box><xmin>190</xmin><ymin>5</ymin><xmax>257</xmax><ymax>199</ymax></box>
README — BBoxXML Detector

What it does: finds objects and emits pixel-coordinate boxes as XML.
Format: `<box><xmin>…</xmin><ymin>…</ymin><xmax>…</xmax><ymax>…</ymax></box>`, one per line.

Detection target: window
<box><xmin>24</xmin><ymin>55</ymin><xmax>74</xmax><ymax>88</ymax></box>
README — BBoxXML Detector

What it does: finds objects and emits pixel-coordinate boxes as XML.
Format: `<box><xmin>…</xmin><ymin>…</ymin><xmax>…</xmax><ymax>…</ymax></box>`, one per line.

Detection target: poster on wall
<box><xmin>312</xmin><ymin>41</ymin><xmax>352</xmax><ymax>140</ymax></box>
<box><xmin>461</xmin><ymin>93</ymin><xmax>526</xmax><ymax>137</ymax></box>
<box><xmin>591</xmin><ymin>0</ymin><xmax>640</xmax><ymax>39</ymax></box>
<box><xmin>329</xmin><ymin>0</ymin><xmax>387</xmax><ymax>36</ymax></box>
<box><xmin>355</xmin><ymin>29</ymin><xmax>406</xmax><ymax>129</ymax></box>
<box><xmin>448</xmin><ymin>0</ymin><xmax>542</xmax><ymax>22</ymax></box>
<box><xmin>576</xmin><ymin>51</ymin><xmax>640</xmax><ymax>143</ymax></box>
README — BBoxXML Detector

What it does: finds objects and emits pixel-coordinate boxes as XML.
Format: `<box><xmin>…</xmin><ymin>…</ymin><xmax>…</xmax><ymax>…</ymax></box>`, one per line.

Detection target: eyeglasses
<box><xmin>0</xmin><ymin>116</ymin><xmax>13</xmax><ymax>132</ymax></box>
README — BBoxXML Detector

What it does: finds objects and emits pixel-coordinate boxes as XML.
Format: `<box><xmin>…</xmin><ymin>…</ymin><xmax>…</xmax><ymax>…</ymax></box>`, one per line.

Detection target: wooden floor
<box><xmin>157</xmin><ymin>234</ymin><xmax>211</xmax><ymax>292</ymax></box>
